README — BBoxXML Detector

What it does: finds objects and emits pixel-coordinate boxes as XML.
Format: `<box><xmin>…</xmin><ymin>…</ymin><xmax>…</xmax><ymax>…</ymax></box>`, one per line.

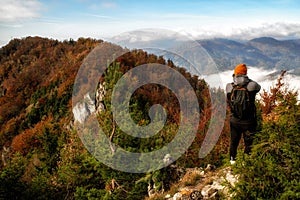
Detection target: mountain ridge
<box><xmin>197</xmin><ymin>36</ymin><xmax>300</xmax><ymax>72</ymax></box>
<box><xmin>110</xmin><ymin>32</ymin><xmax>300</xmax><ymax>74</ymax></box>
<box><xmin>0</xmin><ymin>36</ymin><xmax>227</xmax><ymax>199</ymax></box>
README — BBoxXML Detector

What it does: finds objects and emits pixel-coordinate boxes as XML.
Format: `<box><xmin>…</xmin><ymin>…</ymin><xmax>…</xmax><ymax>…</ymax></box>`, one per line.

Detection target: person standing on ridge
<box><xmin>226</xmin><ymin>64</ymin><xmax>261</xmax><ymax>164</ymax></box>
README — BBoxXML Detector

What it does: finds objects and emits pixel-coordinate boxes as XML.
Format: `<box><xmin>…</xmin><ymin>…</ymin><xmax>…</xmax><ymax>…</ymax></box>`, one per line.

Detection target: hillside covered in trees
<box><xmin>0</xmin><ymin>37</ymin><xmax>228</xmax><ymax>199</ymax></box>
<box><xmin>0</xmin><ymin>37</ymin><xmax>299</xmax><ymax>199</ymax></box>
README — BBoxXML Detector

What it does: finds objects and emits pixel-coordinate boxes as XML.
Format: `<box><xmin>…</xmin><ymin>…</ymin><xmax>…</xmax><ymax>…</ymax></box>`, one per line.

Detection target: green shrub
<box><xmin>233</xmin><ymin>74</ymin><xmax>300</xmax><ymax>199</ymax></box>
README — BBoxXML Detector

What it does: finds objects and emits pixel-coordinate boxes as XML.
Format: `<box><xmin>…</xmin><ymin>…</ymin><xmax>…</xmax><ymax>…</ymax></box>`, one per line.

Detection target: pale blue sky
<box><xmin>1</xmin><ymin>0</ymin><xmax>300</xmax><ymax>46</ymax></box>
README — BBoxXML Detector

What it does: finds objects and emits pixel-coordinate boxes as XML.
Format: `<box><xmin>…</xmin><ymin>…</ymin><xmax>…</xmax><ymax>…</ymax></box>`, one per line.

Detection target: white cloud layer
<box><xmin>0</xmin><ymin>0</ymin><xmax>42</xmax><ymax>22</ymax></box>
<box><xmin>180</xmin><ymin>22</ymin><xmax>300</xmax><ymax>40</ymax></box>
<box><xmin>203</xmin><ymin>67</ymin><xmax>300</xmax><ymax>100</ymax></box>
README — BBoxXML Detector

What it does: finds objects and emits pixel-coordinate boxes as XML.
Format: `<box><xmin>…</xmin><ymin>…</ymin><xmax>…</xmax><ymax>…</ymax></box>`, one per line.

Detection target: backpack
<box><xmin>229</xmin><ymin>83</ymin><xmax>253</xmax><ymax>120</ymax></box>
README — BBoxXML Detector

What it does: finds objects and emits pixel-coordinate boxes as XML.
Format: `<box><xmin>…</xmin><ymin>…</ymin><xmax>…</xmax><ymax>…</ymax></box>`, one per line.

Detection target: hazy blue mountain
<box><xmin>247</xmin><ymin>37</ymin><xmax>300</xmax><ymax>71</ymax></box>
<box><xmin>111</xmin><ymin>32</ymin><xmax>300</xmax><ymax>76</ymax></box>
<box><xmin>198</xmin><ymin>37</ymin><xmax>300</xmax><ymax>73</ymax></box>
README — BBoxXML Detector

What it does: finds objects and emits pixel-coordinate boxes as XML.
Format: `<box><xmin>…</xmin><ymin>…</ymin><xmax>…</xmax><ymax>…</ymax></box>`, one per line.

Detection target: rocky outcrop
<box><xmin>95</xmin><ymin>82</ymin><xmax>106</xmax><ymax>114</ymax></box>
<box><xmin>160</xmin><ymin>165</ymin><xmax>238</xmax><ymax>200</ymax></box>
<box><xmin>72</xmin><ymin>82</ymin><xmax>106</xmax><ymax>124</ymax></box>
<box><xmin>72</xmin><ymin>93</ymin><xmax>96</xmax><ymax>124</ymax></box>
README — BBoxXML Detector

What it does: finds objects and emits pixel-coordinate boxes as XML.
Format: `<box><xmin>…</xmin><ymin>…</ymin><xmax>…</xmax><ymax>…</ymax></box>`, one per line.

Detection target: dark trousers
<box><xmin>230</xmin><ymin>120</ymin><xmax>257</xmax><ymax>160</ymax></box>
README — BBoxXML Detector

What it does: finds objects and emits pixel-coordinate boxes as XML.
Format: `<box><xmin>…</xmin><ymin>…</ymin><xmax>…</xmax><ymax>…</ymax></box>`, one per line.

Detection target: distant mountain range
<box><xmin>198</xmin><ymin>37</ymin><xmax>300</xmax><ymax>74</ymax></box>
<box><xmin>111</xmin><ymin>32</ymin><xmax>300</xmax><ymax>75</ymax></box>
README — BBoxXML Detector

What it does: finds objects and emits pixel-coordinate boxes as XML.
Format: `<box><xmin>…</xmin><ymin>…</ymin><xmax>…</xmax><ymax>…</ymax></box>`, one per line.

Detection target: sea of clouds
<box><xmin>203</xmin><ymin>67</ymin><xmax>300</xmax><ymax>100</ymax></box>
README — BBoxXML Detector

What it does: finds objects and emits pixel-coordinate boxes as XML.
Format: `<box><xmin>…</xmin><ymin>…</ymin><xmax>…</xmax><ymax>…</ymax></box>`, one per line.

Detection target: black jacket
<box><xmin>226</xmin><ymin>75</ymin><xmax>261</xmax><ymax>123</ymax></box>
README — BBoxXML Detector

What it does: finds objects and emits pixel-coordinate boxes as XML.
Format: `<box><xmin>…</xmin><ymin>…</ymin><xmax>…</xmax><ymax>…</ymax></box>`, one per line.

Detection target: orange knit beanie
<box><xmin>234</xmin><ymin>63</ymin><xmax>247</xmax><ymax>75</ymax></box>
